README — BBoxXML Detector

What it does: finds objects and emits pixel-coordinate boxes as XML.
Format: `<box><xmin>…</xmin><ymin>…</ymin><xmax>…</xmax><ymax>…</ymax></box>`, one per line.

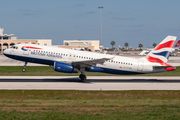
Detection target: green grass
<box><xmin>0</xmin><ymin>66</ymin><xmax>179</xmax><ymax>76</ymax></box>
<box><xmin>0</xmin><ymin>90</ymin><xmax>180</xmax><ymax>120</ymax></box>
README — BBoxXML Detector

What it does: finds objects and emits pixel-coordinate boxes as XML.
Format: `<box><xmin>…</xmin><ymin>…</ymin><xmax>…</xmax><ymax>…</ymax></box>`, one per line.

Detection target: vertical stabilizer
<box><xmin>175</xmin><ymin>40</ymin><xmax>180</xmax><ymax>47</ymax></box>
<box><xmin>145</xmin><ymin>36</ymin><xmax>177</xmax><ymax>66</ymax></box>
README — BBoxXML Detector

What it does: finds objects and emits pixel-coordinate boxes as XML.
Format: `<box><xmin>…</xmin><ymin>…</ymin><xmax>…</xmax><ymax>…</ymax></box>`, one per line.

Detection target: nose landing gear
<box><xmin>22</xmin><ymin>61</ymin><xmax>27</xmax><ymax>72</ymax></box>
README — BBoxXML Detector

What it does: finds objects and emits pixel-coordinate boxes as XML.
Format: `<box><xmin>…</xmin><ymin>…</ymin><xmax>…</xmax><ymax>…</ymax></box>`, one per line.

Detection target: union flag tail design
<box><xmin>175</xmin><ymin>40</ymin><xmax>180</xmax><ymax>47</ymax></box>
<box><xmin>145</xmin><ymin>36</ymin><xmax>177</xmax><ymax>66</ymax></box>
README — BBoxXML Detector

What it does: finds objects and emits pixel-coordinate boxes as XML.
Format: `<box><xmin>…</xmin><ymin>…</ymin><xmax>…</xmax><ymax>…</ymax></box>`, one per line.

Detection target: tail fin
<box><xmin>145</xmin><ymin>36</ymin><xmax>177</xmax><ymax>66</ymax></box>
<box><xmin>175</xmin><ymin>40</ymin><xmax>180</xmax><ymax>47</ymax></box>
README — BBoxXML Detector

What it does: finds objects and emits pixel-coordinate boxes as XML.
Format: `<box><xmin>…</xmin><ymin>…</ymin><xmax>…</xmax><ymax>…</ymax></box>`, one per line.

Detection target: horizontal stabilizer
<box><xmin>153</xmin><ymin>66</ymin><xmax>176</xmax><ymax>71</ymax></box>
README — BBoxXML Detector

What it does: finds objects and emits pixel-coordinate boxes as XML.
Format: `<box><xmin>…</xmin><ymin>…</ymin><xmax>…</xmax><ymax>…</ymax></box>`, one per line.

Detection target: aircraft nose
<box><xmin>3</xmin><ymin>49</ymin><xmax>10</xmax><ymax>55</ymax></box>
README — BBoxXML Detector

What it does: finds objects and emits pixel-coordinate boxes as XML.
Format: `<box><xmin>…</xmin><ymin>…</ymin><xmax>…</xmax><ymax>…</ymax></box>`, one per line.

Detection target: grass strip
<box><xmin>0</xmin><ymin>90</ymin><xmax>180</xmax><ymax>119</ymax></box>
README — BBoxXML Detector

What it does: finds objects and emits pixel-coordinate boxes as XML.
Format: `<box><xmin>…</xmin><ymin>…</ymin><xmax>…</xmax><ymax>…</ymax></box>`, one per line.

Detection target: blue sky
<box><xmin>1</xmin><ymin>0</ymin><xmax>180</xmax><ymax>48</ymax></box>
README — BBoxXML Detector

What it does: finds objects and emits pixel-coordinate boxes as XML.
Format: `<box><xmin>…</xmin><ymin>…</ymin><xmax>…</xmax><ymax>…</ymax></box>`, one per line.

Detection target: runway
<box><xmin>0</xmin><ymin>55</ymin><xmax>179</xmax><ymax>90</ymax></box>
<box><xmin>0</xmin><ymin>76</ymin><xmax>180</xmax><ymax>90</ymax></box>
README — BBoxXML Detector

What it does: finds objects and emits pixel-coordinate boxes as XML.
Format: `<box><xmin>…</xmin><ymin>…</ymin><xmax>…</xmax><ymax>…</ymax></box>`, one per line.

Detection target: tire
<box><xmin>22</xmin><ymin>68</ymin><xmax>26</xmax><ymax>72</ymax></box>
<box><xmin>79</xmin><ymin>74</ymin><xmax>86</xmax><ymax>81</ymax></box>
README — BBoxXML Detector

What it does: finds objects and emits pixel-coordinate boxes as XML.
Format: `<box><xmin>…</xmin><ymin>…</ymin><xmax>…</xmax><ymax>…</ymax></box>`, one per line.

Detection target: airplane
<box><xmin>175</xmin><ymin>40</ymin><xmax>180</xmax><ymax>47</ymax></box>
<box><xmin>3</xmin><ymin>36</ymin><xmax>177</xmax><ymax>81</ymax></box>
<box><xmin>139</xmin><ymin>40</ymin><xmax>180</xmax><ymax>56</ymax></box>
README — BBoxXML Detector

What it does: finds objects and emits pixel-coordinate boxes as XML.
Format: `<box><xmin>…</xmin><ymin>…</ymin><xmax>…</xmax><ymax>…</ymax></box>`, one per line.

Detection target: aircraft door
<box><xmin>23</xmin><ymin>46</ymin><xmax>29</xmax><ymax>55</ymax></box>
<box><xmin>138</xmin><ymin>61</ymin><xmax>143</xmax><ymax>71</ymax></box>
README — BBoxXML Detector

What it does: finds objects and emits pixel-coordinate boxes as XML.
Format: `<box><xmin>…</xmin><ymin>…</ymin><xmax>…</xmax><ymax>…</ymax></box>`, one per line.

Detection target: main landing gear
<box><xmin>79</xmin><ymin>67</ymin><xmax>87</xmax><ymax>81</ymax></box>
<box><xmin>79</xmin><ymin>74</ymin><xmax>87</xmax><ymax>81</ymax></box>
<box><xmin>22</xmin><ymin>61</ymin><xmax>27</xmax><ymax>72</ymax></box>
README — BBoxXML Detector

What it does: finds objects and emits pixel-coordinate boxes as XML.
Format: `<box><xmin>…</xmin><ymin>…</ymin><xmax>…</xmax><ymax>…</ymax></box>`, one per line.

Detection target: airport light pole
<box><xmin>98</xmin><ymin>6</ymin><xmax>103</xmax><ymax>47</ymax></box>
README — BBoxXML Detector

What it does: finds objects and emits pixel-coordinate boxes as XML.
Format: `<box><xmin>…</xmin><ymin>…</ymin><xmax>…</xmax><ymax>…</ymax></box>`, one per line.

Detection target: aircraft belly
<box><xmin>97</xmin><ymin>62</ymin><xmax>142</xmax><ymax>74</ymax></box>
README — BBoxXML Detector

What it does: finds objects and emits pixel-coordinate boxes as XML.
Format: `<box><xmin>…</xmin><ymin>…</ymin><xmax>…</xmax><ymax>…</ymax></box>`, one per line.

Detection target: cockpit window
<box><xmin>10</xmin><ymin>46</ymin><xmax>18</xmax><ymax>49</ymax></box>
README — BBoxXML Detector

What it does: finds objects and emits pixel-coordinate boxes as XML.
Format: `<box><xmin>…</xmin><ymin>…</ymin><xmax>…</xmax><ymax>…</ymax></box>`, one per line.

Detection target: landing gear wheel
<box><xmin>79</xmin><ymin>74</ymin><xmax>87</xmax><ymax>81</ymax></box>
<box><xmin>22</xmin><ymin>61</ymin><xmax>27</xmax><ymax>72</ymax></box>
<box><xmin>22</xmin><ymin>68</ymin><xmax>26</xmax><ymax>72</ymax></box>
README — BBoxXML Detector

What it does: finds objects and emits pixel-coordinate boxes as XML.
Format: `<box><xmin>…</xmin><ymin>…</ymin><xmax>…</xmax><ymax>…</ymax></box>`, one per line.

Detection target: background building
<box><xmin>57</xmin><ymin>40</ymin><xmax>100</xmax><ymax>52</ymax></box>
<box><xmin>0</xmin><ymin>28</ymin><xmax>51</xmax><ymax>53</ymax></box>
<box><xmin>0</xmin><ymin>28</ymin><xmax>100</xmax><ymax>53</ymax></box>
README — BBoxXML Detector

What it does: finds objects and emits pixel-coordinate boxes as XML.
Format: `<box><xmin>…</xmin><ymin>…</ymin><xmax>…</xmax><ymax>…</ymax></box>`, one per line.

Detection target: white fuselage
<box><xmin>3</xmin><ymin>43</ymin><xmax>163</xmax><ymax>74</ymax></box>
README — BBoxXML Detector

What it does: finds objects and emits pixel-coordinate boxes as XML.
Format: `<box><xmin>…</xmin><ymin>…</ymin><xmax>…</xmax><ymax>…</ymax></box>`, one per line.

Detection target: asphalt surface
<box><xmin>0</xmin><ymin>76</ymin><xmax>180</xmax><ymax>90</ymax></box>
<box><xmin>0</xmin><ymin>55</ymin><xmax>179</xmax><ymax>90</ymax></box>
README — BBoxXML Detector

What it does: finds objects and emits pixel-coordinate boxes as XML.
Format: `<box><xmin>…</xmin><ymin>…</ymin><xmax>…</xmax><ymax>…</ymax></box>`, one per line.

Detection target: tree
<box><xmin>138</xmin><ymin>43</ymin><xmax>143</xmax><ymax>50</ymax></box>
<box><xmin>124</xmin><ymin>42</ymin><xmax>129</xmax><ymax>49</ymax></box>
<box><xmin>111</xmin><ymin>41</ymin><xmax>115</xmax><ymax>48</ymax></box>
<box><xmin>153</xmin><ymin>43</ymin><xmax>157</xmax><ymax>48</ymax></box>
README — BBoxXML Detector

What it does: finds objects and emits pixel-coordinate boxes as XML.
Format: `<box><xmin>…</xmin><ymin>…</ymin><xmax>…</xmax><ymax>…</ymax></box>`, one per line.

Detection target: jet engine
<box><xmin>86</xmin><ymin>66</ymin><xmax>104</xmax><ymax>72</ymax></box>
<box><xmin>53</xmin><ymin>62</ymin><xmax>78</xmax><ymax>73</ymax></box>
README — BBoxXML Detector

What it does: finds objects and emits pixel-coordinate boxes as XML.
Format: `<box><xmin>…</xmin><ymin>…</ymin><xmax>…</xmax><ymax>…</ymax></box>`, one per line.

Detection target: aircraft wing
<box><xmin>71</xmin><ymin>58</ymin><xmax>112</xmax><ymax>68</ymax></box>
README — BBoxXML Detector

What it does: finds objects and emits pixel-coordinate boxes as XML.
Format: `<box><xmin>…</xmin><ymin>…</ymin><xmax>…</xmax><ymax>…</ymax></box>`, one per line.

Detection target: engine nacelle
<box><xmin>86</xmin><ymin>66</ymin><xmax>104</xmax><ymax>72</ymax></box>
<box><xmin>53</xmin><ymin>62</ymin><xmax>78</xmax><ymax>73</ymax></box>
